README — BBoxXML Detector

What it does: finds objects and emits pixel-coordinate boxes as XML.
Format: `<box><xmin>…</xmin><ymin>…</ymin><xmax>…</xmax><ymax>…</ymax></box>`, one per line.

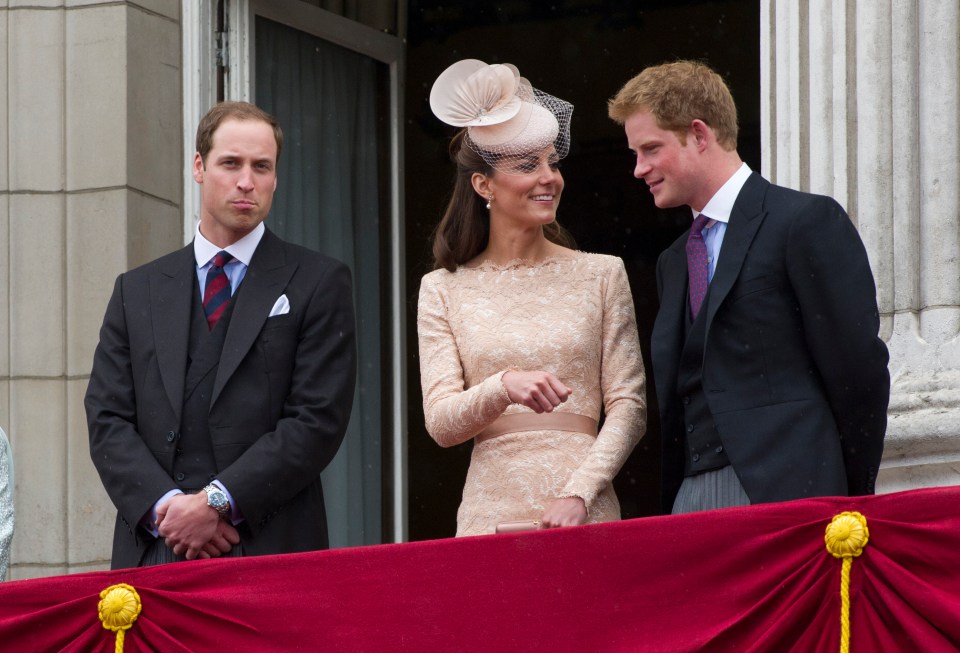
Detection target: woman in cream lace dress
<box><xmin>418</xmin><ymin>60</ymin><xmax>646</xmax><ymax>536</ymax></box>
<box><xmin>0</xmin><ymin>427</ymin><xmax>13</xmax><ymax>580</ymax></box>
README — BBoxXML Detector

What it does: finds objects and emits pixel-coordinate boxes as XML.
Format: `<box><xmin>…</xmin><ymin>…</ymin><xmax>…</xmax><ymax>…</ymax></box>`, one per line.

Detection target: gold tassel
<box><xmin>824</xmin><ymin>512</ymin><xmax>869</xmax><ymax>653</ymax></box>
<box><xmin>98</xmin><ymin>583</ymin><xmax>142</xmax><ymax>653</ymax></box>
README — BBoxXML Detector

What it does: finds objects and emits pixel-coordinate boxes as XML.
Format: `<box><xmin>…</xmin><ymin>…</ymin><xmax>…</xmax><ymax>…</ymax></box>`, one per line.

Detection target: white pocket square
<box><xmin>268</xmin><ymin>294</ymin><xmax>290</xmax><ymax>317</ymax></box>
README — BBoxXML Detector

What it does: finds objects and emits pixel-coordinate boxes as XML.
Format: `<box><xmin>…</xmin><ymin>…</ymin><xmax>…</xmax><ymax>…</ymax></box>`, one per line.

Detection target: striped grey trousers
<box><xmin>140</xmin><ymin>538</ymin><xmax>243</xmax><ymax>566</ymax></box>
<box><xmin>672</xmin><ymin>465</ymin><xmax>751</xmax><ymax>514</ymax></box>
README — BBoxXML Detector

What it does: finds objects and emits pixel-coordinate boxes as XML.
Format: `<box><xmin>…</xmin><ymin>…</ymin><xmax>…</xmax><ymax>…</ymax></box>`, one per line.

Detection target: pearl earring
<box><xmin>486</xmin><ymin>196</ymin><xmax>493</xmax><ymax>210</ymax></box>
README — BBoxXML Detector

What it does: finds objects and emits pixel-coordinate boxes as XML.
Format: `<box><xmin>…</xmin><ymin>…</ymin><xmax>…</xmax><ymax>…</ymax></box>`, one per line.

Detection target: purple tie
<box><xmin>203</xmin><ymin>251</ymin><xmax>235</xmax><ymax>330</ymax></box>
<box><xmin>686</xmin><ymin>214</ymin><xmax>711</xmax><ymax>320</ymax></box>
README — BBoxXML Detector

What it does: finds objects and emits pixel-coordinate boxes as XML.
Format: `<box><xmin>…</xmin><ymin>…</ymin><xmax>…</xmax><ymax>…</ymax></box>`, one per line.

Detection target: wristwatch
<box><xmin>202</xmin><ymin>484</ymin><xmax>231</xmax><ymax>520</ymax></box>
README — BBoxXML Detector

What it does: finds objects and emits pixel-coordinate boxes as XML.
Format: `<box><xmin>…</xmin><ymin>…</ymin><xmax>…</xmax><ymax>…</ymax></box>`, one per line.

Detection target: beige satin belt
<box><xmin>475</xmin><ymin>412</ymin><xmax>598</xmax><ymax>443</ymax></box>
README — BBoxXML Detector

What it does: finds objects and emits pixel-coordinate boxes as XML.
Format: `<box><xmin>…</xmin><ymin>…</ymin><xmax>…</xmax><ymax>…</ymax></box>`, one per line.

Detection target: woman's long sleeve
<box><xmin>418</xmin><ymin>273</ymin><xmax>512</xmax><ymax>447</ymax></box>
<box><xmin>559</xmin><ymin>260</ymin><xmax>647</xmax><ymax>507</ymax></box>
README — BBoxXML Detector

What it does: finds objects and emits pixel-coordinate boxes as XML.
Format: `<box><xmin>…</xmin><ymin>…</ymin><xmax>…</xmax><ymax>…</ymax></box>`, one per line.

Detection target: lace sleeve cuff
<box><xmin>556</xmin><ymin>491</ymin><xmax>592</xmax><ymax>516</ymax></box>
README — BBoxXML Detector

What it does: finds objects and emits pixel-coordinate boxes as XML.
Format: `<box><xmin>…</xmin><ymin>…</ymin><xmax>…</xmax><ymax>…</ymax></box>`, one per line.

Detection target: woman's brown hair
<box><xmin>432</xmin><ymin>130</ymin><xmax>575</xmax><ymax>271</ymax></box>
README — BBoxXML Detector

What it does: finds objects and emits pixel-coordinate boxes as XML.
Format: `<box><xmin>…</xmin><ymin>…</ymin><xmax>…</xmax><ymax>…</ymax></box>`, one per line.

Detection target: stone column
<box><xmin>761</xmin><ymin>0</ymin><xmax>960</xmax><ymax>493</ymax></box>
<box><xmin>2</xmin><ymin>1</ymin><xmax>183</xmax><ymax>580</ymax></box>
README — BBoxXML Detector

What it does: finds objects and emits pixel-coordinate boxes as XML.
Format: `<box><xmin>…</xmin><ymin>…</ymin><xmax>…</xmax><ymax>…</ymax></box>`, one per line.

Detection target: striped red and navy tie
<box><xmin>203</xmin><ymin>250</ymin><xmax>235</xmax><ymax>330</ymax></box>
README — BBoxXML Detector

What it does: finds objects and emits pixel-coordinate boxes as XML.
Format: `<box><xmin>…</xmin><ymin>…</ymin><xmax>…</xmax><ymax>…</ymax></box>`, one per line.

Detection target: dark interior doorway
<box><xmin>405</xmin><ymin>0</ymin><xmax>760</xmax><ymax>540</ymax></box>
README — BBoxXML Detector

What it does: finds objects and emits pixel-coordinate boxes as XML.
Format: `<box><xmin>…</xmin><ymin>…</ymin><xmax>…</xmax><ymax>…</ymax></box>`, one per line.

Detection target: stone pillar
<box><xmin>761</xmin><ymin>0</ymin><xmax>960</xmax><ymax>493</ymax></box>
<box><xmin>2</xmin><ymin>1</ymin><xmax>183</xmax><ymax>580</ymax></box>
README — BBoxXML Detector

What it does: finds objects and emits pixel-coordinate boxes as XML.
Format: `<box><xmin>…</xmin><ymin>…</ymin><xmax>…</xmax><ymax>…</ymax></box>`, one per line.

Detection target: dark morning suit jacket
<box><xmin>85</xmin><ymin>228</ymin><xmax>357</xmax><ymax>569</ymax></box>
<box><xmin>651</xmin><ymin>173</ymin><xmax>890</xmax><ymax>513</ymax></box>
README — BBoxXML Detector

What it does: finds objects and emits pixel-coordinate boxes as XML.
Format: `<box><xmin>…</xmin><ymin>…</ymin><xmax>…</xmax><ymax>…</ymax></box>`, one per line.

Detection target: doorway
<box><xmin>404</xmin><ymin>0</ymin><xmax>761</xmax><ymax>540</ymax></box>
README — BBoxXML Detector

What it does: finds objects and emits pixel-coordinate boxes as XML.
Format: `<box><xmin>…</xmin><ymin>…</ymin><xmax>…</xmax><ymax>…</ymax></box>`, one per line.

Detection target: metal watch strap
<box><xmin>203</xmin><ymin>484</ymin><xmax>230</xmax><ymax>520</ymax></box>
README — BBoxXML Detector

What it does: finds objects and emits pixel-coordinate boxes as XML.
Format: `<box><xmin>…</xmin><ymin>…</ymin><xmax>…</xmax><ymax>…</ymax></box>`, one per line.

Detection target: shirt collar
<box><xmin>194</xmin><ymin>222</ymin><xmax>265</xmax><ymax>267</ymax></box>
<box><xmin>693</xmin><ymin>162</ymin><xmax>752</xmax><ymax>225</ymax></box>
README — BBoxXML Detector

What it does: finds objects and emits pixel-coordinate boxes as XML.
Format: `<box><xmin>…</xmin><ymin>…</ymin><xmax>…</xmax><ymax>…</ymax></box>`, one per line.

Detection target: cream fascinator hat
<box><xmin>429</xmin><ymin>59</ymin><xmax>573</xmax><ymax>173</ymax></box>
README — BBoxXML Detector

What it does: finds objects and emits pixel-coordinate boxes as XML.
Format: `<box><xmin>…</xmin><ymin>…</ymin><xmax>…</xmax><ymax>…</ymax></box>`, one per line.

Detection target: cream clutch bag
<box><xmin>495</xmin><ymin>520</ymin><xmax>541</xmax><ymax>534</ymax></box>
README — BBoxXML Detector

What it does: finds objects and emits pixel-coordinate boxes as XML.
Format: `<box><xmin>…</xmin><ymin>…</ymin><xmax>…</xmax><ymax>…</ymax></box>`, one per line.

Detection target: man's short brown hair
<box><xmin>607</xmin><ymin>60</ymin><xmax>738</xmax><ymax>150</ymax></box>
<box><xmin>195</xmin><ymin>101</ymin><xmax>284</xmax><ymax>164</ymax></box>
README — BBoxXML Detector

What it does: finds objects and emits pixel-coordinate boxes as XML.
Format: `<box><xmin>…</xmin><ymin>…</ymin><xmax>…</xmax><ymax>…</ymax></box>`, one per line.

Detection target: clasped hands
<box><xmin>501</xmin><ymin>370</ymin><xmax>588</xmax><ymax>528</ymax></box>
<box><xmin>156</xmin><ymin>492</ymin><xmax>240</xmax><ymax>560</ymax></box>
<box><xmin>501</xmin><ymin>369</ymin><xmax>572</xmax><ymax>414</ymax></box>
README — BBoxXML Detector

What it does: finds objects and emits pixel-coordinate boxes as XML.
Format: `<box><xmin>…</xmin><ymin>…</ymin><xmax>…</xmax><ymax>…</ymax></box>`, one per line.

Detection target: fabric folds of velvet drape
<box><xmin>1</xmin><ymin>485</ymin><xmax>960</xmax><ymax>651</ymax></box>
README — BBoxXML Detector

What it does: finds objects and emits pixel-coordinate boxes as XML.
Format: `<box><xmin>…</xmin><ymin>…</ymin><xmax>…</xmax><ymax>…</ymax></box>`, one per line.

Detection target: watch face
<box><xmin>206</xmin><ymin>486</ymin><xmax>228</xmax><ymax>513</ymax></box>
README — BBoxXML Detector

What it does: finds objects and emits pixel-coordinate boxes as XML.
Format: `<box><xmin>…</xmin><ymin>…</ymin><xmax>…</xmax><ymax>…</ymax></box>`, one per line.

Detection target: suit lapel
<box><xmin>212</xmin><ymin>229</ymin><xmax>298</xmax><ymax>407</ymax></box>
<box><xmin>704</xmin><ymin>173</ymin><xmax>769</xmax><ymax>329</ymax></box>
<box><xmin>653</xmin><ymin>243</ymin><xmax>688</xmax><ymax>349</ymax></box>
<box><xmin>151</xmin><ymin>244</ymin><xmax>195</xmax><ymax>423</ymax></box>
<box><xmin>651</xmin><ymin>240</ymin><xmax>689</xmax><ymax>399</ymax></box>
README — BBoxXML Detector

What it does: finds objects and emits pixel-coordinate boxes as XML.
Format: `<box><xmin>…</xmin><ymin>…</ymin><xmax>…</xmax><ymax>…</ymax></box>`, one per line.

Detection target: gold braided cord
<box><xmin>824</xmin><ymin>512</ymin><xmax>869</xmax><ymax>653</ymax></box>
<box><xmin>98</xmin><ymin>583</ymin><xmax>142</xmax><ymax>653</ymax></box>
<box><xmin>838</xmin><ymin>557</ymin><xmax>852</xmax><ymax>653</ymax></box>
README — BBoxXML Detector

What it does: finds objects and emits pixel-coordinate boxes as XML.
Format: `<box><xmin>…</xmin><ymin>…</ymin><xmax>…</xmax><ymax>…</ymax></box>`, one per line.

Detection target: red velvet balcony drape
<box><xmin>1</xmin><ymin>486</ymin><xmax>959</xmax><ymax>652</ymax></box>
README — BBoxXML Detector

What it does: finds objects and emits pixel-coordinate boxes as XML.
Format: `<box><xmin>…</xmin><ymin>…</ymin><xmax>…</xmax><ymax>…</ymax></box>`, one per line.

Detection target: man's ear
<box><xmin>689</xmin><ymin>119</ymin><xmax>713</xmax><ymax>151</ymax></box>
<box><xmin>192</xmin><ymin>152</ymin><xmax>205</xmax><ymax>184</ymax></box>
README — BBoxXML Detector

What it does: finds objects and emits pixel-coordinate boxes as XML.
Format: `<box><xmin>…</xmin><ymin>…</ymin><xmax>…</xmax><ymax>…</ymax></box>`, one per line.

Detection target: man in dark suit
<box><xmin>85</xmin><ymin>102</ymin><xmax>356</xmax><ymax>568</ymax></box>
<box><xmin>608</xmin><ymin>61</ymin><xmax>889</xmax><ymax>514</ymax></box>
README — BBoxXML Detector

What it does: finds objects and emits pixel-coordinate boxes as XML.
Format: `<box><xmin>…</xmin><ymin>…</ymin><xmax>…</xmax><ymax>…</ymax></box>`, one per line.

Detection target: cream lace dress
<box><xmin>417</xmin><ymin>251</ymin><xmax>647</xmax><ymax>536</ymax></box>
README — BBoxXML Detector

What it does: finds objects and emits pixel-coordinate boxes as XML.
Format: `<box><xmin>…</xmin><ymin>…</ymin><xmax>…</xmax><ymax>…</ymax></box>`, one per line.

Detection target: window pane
<box><xmin>255</xmin><ymin>16</ymin><xmax>382</xmax><ymax>547</ymax></box>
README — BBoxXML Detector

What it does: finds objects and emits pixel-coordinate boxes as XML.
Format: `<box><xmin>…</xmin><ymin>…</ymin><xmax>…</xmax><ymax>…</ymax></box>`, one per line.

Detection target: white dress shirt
<box><xmin>694</xmin><ymin>162</ymin><xmax>752</xmax><ymax>281</ymax></box>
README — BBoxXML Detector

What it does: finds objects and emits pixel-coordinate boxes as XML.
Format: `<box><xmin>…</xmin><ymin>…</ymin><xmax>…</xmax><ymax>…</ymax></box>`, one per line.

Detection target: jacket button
<box><xmin>715</xmin><ymin>445</ymin><xmax>724</xmax><ymax>454</ymax></box>
<box><xmin>687</xmin><ymin>424</ymin><xmax>695</xmax><ymax>433</ymax></box>
<box><xmin>166</xmin><ymin>431</ymin><xmax>176</xmax><ymax>442</ymax></box>
<box><xmin>692</xmin><ymin>453</ymin><xmax>700</xmax><ymax>462</ymax></box>
<box><xmin>175</xmin><ymin>448</ymin><xmax>182</xmax><ymax>457</ymax></box>
<box><xmin>682</xmin><ymin>396</ymin><xmax>690</xmax><ymax>405</ymax></box>
<box><xmin>175</xmin><ymin>472</ymin><xmax>185</xmax><ymax>482</ymax></box>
